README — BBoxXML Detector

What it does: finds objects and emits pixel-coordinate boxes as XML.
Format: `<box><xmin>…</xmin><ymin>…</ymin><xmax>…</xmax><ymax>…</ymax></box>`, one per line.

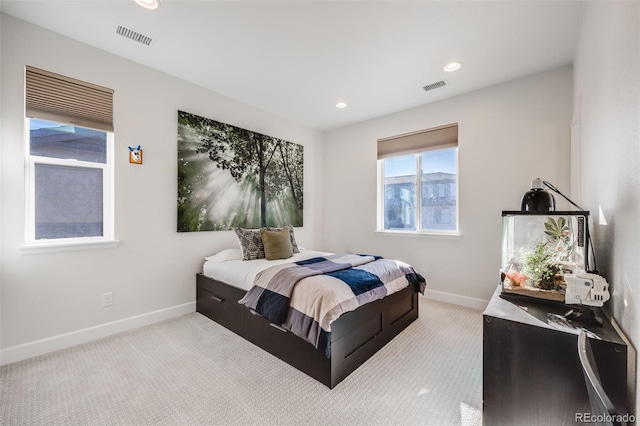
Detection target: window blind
<box><xmin>377</xmin><ymin>123</ymin><xmax>458</xmax><ymax>159</ymax></box>
<box><xmin>25</xmin><ymin>66</ymin><xmax>114</xmax><ymax>132</ymax></box>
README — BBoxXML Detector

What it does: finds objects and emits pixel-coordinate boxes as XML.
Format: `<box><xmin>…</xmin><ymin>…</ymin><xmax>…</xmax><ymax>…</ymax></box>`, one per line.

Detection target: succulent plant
<box><xmin>544</xmin><ymin>217</ymin><xmax>569</xmax><ymax>242</ymax></box>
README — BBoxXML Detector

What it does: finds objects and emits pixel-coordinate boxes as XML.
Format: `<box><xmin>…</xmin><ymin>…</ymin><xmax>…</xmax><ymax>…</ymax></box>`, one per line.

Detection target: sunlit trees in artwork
<box><xmin>177</xmin><ymin>111</ymin><xmax>303</xmax><ymax>231</ymax></box>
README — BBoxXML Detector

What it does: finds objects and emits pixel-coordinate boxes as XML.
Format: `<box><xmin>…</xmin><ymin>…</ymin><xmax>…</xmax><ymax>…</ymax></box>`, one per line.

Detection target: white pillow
<box><xmin>205</xmin><ymin>248</ymin><xmax>243</xmax><ymax>263</ymax></box>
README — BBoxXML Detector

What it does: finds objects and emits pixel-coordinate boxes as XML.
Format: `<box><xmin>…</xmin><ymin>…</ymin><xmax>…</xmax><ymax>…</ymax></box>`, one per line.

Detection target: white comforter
<box><xmin>202</xmin><ymin>249</ymin><xmax>332</xmax><ymax>291</ymax></box>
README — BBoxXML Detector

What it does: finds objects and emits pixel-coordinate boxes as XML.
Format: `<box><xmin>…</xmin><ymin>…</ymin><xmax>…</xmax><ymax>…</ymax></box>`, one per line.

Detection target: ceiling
<box><xmin>0</xmin><ymin>1</ymin><xmax>584</xmax><ymax>131</ymax></box>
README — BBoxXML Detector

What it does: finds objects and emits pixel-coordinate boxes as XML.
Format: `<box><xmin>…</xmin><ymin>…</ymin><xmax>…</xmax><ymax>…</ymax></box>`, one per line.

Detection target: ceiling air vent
<box><xmin>116</xmin><ymin>25</ymin><xmax>153</xmax><ymax>46</ymax></box>
<box><xmin>422</xmin><ymin>80</ymin><xmax>447</xmax><ymax>92</ymax></box>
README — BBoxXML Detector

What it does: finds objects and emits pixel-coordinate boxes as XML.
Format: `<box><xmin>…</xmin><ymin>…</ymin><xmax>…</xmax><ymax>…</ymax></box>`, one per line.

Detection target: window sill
<box><xmin>374</xmin><ymin>230</ymin><xmax>462</xmax><ymax>239</ymax></box>
<box><xmin>19</xmin><ymin>239</ymin><xmax>120</xmax><ymax>255</ymax></box>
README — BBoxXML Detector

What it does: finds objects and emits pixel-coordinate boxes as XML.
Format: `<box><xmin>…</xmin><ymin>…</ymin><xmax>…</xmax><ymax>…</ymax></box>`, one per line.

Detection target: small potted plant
<box><xmin>522</xmin><ymin>241</ymin><xmax>562</xmax><ymax>290</ymax></box>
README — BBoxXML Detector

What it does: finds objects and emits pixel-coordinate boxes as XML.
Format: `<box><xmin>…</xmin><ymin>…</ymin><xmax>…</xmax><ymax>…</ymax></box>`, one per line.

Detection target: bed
<box><xmin>196</xmin><ymin>246</ymin><xmax>425</xmax><ymax>389</ymax></box>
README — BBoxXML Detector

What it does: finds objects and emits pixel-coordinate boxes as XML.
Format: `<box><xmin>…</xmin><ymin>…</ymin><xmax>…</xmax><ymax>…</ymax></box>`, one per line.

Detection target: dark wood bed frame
<box><xmin>196</xmin><ymin>273</ymin><xmax>420</xmax><ymax>388</ymax></box>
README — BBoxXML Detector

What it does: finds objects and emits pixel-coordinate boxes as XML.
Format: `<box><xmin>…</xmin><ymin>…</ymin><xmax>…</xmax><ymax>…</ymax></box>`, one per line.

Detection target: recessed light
<box><xmin>444</xmin><ymin>62</ymin><xmax>461</xmax><ymax>72</ymax></box>
<box><xmin>135</xmin><ymin>0</ymin><xmax>159</xmax><ymax>10</ymax></box>
<box><xmin>336</xmin><ymin>102</ymin><xmax>347</xmax><ymax>109</ymax></box>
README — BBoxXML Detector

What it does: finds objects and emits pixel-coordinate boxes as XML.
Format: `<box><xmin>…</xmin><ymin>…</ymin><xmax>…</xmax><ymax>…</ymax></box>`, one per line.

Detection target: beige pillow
<box><xmin>267</xmin><ymin>225</ymin><xmax>300</xmax><ymax>254</ymax></box>
<box><xmin>260</xmin><ymin>228</ymin><xmax>293</xmax><ymax>261</ymax></box>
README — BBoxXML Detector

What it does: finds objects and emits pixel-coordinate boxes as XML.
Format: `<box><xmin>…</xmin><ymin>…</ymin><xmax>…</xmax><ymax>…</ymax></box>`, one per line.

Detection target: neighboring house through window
<box><xmin>24</xmin><ymin>66</ymin><xmax>115</xmax><ymax>249</ymax></box>
<box><xmin>378</xmin><ymin>123</ymin><xmax>459</xmax><ymax>234</ymax></box>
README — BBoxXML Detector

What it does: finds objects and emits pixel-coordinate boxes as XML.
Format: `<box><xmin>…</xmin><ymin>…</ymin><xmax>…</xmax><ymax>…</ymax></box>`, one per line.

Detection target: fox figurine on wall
<box><xmin>128</xmin><ymin>145</ymin><xmax>142</xmax><ymax>164</ymax></box>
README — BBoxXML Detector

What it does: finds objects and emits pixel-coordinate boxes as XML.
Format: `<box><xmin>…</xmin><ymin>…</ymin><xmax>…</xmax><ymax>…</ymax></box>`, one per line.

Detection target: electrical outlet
<box><xmin>102</xmin><ymin>292</ymin><xmax>113</xmax><ymax>307</ymax></box>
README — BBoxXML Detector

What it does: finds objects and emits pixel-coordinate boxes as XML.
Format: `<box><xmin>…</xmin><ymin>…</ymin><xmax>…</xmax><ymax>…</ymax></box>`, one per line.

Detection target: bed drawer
<box><xmin>332</xmin><ymin>313</ymin><xmax>384</xmax><ymax>360</ymax></box>
<box><xmin>196</xmin><ymin>273</ymin><xmax>246</xmax><ymax>301</ymax></box>
<box><xmin>388</xmin><ymin>285</ymin><xmax>417</xmax><ymax>325</ymax></box>
<box><xmin>196</xmin><ymin>286</ymin><xmax>244</xmax><ymax>336</ymax></box>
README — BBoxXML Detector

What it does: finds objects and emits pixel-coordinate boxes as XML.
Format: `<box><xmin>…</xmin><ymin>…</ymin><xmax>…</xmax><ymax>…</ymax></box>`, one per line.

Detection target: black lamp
<box><xmin>521</xmin><ymin>178</ymin><xmax>555</xmax><ymax>211</ymax></box>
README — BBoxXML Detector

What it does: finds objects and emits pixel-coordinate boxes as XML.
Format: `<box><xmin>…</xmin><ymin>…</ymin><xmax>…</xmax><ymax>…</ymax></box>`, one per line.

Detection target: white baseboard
<box><xmin>422</xmin><ymin>288</ymin><xmax>489</xmax><ymax>311</ymax></box>
<box><xmin>1</xmin><ymin>291</ymin><xmax>486</xmax><ymax>366</ymax></box>
<box><xmin>0</xmin><ymin>301</ymin><xmax>196</xmax><ymax>366</ymax></box>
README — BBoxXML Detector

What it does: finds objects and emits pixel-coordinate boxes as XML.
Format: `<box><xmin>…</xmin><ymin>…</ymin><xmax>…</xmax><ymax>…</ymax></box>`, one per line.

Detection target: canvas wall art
<box><xmin>177</xmin><ymin>111</ymin><xmax>303</xmax><ymax>232</ymax></box>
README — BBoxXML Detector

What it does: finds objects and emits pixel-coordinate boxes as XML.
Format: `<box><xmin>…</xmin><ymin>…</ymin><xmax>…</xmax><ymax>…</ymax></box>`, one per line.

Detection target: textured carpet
<box><xmin>0</xmin><ymin>297</ymin><xmax>483</xmax><ymax>425</ymax></box>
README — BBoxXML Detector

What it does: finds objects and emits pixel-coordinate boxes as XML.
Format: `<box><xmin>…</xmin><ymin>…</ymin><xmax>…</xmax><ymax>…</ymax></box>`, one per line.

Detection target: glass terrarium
<box><xmin>500</xmin><ymin>211</ymin><xmax>590</xmax><ymax>302</ymax></box>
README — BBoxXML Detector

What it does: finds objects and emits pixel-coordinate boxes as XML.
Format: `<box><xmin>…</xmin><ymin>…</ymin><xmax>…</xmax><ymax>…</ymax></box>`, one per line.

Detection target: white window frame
<box><xmin>20</xmin><ymin>119</ymin><xmax>117</xmax><ymax>255</ymax></box>
<box><xmin>376</xmin><ymin>146</ymin><xmax>460</xmax><ymax>237</ymax></box>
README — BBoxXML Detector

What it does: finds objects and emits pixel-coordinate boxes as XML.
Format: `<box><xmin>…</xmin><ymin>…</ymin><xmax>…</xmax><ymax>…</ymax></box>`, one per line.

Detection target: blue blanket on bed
<box><xmin>238</xmin><ymin>253</ymin><xmax>426</xmax><ymax>357</ymax></box>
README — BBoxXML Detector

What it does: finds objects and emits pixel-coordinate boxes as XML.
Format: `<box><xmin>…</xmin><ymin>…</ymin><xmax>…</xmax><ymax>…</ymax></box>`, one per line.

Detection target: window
<box><xmin>24</xmin><ymin>66</ymin><xmax>115</xmax><ymax>248</ymax></box>
<box><xmin>378</xmin><ymin>124</ymin><xmax>458</xmax><ymax>234</ymax></box>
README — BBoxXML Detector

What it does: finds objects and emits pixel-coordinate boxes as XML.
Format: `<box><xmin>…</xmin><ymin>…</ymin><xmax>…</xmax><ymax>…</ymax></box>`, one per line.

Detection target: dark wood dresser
<box><xmin>483</xmin><ymin>286</ymin><xmax>628</xmax><ymax>425</ymax></box>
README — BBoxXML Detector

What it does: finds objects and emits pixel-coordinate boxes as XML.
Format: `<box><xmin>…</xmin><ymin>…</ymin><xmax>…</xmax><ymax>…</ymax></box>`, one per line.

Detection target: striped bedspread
<box><xmin>238</xmin><ymin>253</ymin><xmax>426</xmax><ymax>357</ymax></box>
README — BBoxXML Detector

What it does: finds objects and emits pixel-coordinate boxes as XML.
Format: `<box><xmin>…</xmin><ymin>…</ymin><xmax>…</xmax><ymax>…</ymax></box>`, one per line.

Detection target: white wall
<box><xmin>0</xmin><ymin>14</ymin><xmax>323</xmax><ymax>364</ymax></box>
<box><xmin>574</xmin><ymin>1</ymin><xmax>639</xmax><ymax>412</ymax></box>
<box><xmin>322</xmin><ymin>66</ymin><xmax>573</xmax><ymax>306</ymax></box>
<box><xmin>0</xmin><ymin>5</ymin><xmax>4</xmax><ymax>360</ymax></box>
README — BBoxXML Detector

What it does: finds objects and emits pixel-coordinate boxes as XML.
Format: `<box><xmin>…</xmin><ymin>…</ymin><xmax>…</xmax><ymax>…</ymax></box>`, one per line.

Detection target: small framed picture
<box><xmin>129</xmin><ymin>146</ymin><xmax>143</xmax><ymax>164</ymax></box>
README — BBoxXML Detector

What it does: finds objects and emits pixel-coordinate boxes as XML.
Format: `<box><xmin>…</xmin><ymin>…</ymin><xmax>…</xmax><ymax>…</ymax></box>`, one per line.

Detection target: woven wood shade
<box><xmin>377</xmin><ymin>123</ymin><xmax>458</xmax><ymax>159</ymax></box>
<box><xmin>26</xmin><ymin>66</ymin><xmax>114</xmax><ymax>132</ymax></box>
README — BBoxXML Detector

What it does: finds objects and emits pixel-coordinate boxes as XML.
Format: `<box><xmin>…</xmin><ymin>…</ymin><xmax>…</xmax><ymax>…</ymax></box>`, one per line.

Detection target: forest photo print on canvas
<box><xmin>177</xmin><ymin>111</ymin><xmax>303</xmax><ymax>232</ymax></box>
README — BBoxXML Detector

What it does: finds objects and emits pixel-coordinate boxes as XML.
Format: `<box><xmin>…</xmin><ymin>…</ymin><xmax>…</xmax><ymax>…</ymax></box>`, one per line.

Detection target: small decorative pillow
<box><xmin>205</xmin><ymin>248</ymin><xmax>243</xmax><ymax>263</ymax></box>
<box><xmin>234</xmin><ymin>228</ymin><xmax>265</xmax><ymax>260</ymax></box>
<box><xmin>267</xmin><ymin>224</ymin><xmax>300</xmax><ymax>254</ymax></box>
<box><xmin>260</xmin><ymin>228</ymin><xmax>293</xmax><ymax>261</ymax></box>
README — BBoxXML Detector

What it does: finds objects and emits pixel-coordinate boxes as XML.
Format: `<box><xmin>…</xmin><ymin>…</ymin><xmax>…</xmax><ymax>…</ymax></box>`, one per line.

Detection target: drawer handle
<box><xmin>210</xmin><ymin>295</ymin><xmax>224</xmax><ymax>303</ymax></box>
<box><xmin>250</xmin><ymin>309</ymin><xmax>260</xmax><ymax>316</ymax></box>
<box><xmin>269</xmin><ymin>323</ymin><xmax>288</xmax><ymax>333</ymax></box>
